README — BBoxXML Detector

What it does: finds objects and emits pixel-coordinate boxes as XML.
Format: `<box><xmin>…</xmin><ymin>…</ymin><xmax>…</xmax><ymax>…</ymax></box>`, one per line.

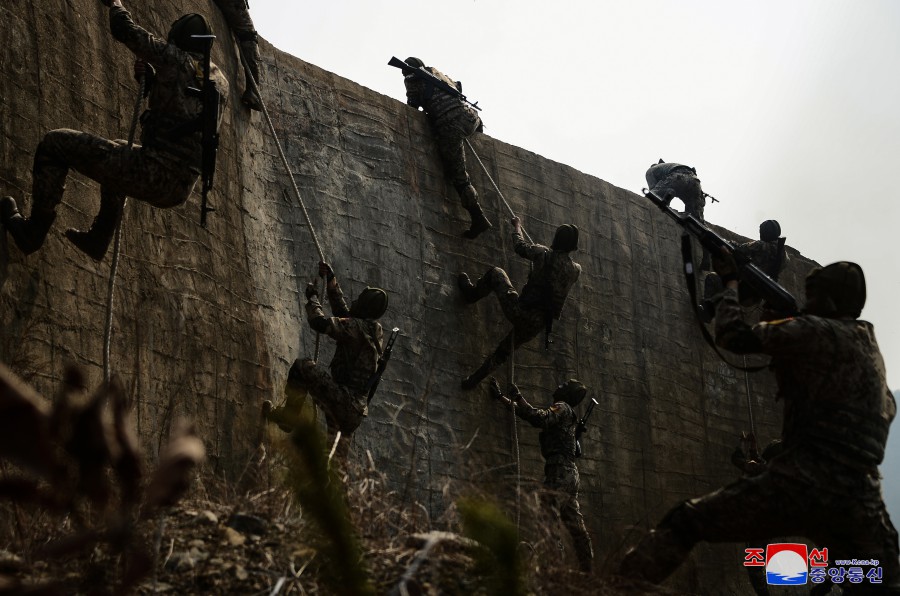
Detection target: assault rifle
<box><xmin>189</xmin><ymin>34</ymin><xmax>221</xmax><ymax>227</ymax></box>
<box><xmin>388</xmin><ymin>56</ymin><xmax>482</xmax><ymax>112</ymax></box>
<box><xmin>366</xmin><ymin>327</ymin><xmax>400</xmax><ymax>405</ymax></box>
<box><xmin>643</xmin><ymin>189</ymin><xmax>799</xmax><ymax>316</ymax></box>
<box><xmin>574</xmin><ymin>397</ymin><xmax>599</xmax><ymax>459</ymax></box>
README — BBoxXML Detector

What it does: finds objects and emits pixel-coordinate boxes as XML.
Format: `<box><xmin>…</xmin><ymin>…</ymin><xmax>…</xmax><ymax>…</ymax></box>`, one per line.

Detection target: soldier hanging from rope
<box><xmin>265</xmin><ymin>262</ymin><xmax>388</xmax><ymax>461</ymax></box>
<box><xmin>1</xmin><ymin>0</ymin><xmax>228</xmax><ymax>261</ymax></box>
<box><xmin>396</xmin><ymin>57</ymin><xmax>492</xmax><ymax>239</ymax></box>
<box><xmin>212</xmin><ymin>0</ymin><xmax>262</xmax><ymax>111</ymax></box>
<box><xmin>457</xmin><ymin>217</ymin><xmax>581</xmax><ymax>390</ymax></box>
<box><xmin>489</xmin><ymin>378</ymin><xmax>595</xmax><ymax>573</ymax></box>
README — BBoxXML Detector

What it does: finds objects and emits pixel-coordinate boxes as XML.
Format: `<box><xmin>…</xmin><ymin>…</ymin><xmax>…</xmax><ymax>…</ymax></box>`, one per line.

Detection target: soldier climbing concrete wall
<box><xmin>0</xmin><ymin>0</ymin><xmax>821</xmax><ymax>590</ymax></box>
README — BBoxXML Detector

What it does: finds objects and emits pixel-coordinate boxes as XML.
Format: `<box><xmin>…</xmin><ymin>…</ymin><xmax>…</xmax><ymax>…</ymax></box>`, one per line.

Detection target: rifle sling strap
<box><xmin>680</xmin><ymin>234</ymin><xmax>769</xmax><ymax>373</ymax></box>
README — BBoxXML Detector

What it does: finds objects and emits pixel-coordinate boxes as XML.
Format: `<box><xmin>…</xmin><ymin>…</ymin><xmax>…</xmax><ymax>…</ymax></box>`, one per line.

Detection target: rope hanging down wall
<box><xmin>239</xmin><ymin>45</ymin><xmax>327</xmax><ymax>362</ymax></box>
<box><xmin>465</xmin><ymin>138</ymin><xmax>533</xmax><ymax>245</ymax></box>
<box><xmin>103</xmin><ymin>76</ymin><xmax>145</xmax><ymax>385</ymax></box>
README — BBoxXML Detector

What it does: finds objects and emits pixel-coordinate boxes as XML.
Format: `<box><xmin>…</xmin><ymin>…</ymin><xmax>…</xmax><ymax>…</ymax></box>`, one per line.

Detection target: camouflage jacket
<box><xmin>515</xmin><ymin>394</ymin><xmax>578</xmax><ymax>465</ymax></box>
<box><xmin>404</xmin><ymin>66</ymin><xmax>478</xmax><ymax>123</ymax></box>
<box><xmin>306</xmin><ymin>282</ymin><xmax>384</xmax><ymax>395</ymax></box>
<box><xmin>514</xmin><ymin>232</ymin><xmax>581</xmax><ymax>319</ymax></box>
<box><xmin>110</xmin><ymin>6</ymin><xmax>228</xmax><ymax>170</ymax></box>
<box><xmin>645</xmin><ymin>162</ymin><xmax>696</xmax><ymax>188</ymax></box>
<box><xmin>715</xmin><ymin>287</ymin><xmax>896</xmax><ymax>472</ymax></box>
<box><xmin>735</xmin><ymin>238</ymin><xmax>788</xmax><ymax>281</ymax></box>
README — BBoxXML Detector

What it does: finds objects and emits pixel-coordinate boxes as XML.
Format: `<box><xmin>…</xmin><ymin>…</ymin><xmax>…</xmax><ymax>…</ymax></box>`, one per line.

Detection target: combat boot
<box><xmin>264</xmin><ymin>387</ymin><xmax>308</xmax><ymax>433</ymax></box>
<box><xmin>457</xmin><ymin>273</ymin><xmax>480</xmax><ymax>303</ymax></box>
<box><xmin>64</xmin><ymin>192</ymin><xmax>124</xmax><ymax>261</ymax></box>
<box><xmin>1</xmin><ymin>196</ymin><xmax>56</xmax><ymax>255</ymax></box>
<box><xmin>463</xmin><ymin>204</ymin><xmax>492</xmax><ymax>239</ymax></box>
<box><xmin>461</xmin><ymin>358</ymin><xmax>495</xmax><ymax>390</ymax></box>
<box><xmin>242</xmin><ymin>88</ymin><xmax>263</xmax><ymax>112</ymax></box>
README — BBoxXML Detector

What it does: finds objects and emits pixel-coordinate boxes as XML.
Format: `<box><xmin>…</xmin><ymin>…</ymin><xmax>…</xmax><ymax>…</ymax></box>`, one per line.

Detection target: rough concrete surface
<box><xmin>0</xmin><ymin>1</ymin><xmax>817</xmax><ymax>592</ymax></box>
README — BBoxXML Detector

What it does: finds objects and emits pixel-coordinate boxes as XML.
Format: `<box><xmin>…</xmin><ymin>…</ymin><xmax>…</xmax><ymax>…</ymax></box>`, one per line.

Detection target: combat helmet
<box><xmin>168</xmin><ymin>13</ymin><xmax>212</xmax><ymax>54</ymax></box>
<box><xmin>759</xmin><ymin>220</ymin><xmax>781</xmax><ymax>242</ymax></box>
<box><xmin>804</xmin><ymin>261</ymin><xmax>866</xmax><ymax>319</ymax></box>
<box><xmin>551</xmin><ymin>224</ymin><xmax>579</xmax><ymax>252</ymax></box>
<box><xmin>404</xmin><ymin>57</ymin><xmax>425</xmax><ymax>70</ymax></box>
<box><xmin>350</xmin><ymin>287</ymin><xmax>388</xmax><ymax>319</ymax></box>
<box><xmin>553</xmin><ymin>379</ymin><xmax>587</xmax><ymax>407</ymax></box>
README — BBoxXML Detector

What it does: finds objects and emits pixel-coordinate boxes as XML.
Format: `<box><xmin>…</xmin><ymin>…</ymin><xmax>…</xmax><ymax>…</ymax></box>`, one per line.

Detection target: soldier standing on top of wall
<box><xmin>265</xmin><ymin>262</ymin><xmax>387</xmax><ymax>461</ymax></box>
<box><xmin>645</xmin><ymin>159</ymin><xmax>707</xmax><ymax>221</ymax></box>
<box><xmin>212</xmin><ymin>0</ymin><xmax>262</xmax><ymax>111</ymax></box>
<box><xmin>490</xmin><ymin>378</ymin><xmax>595</xmax><ymax>573</ymax></box>
<box><xmin>0</xmin><ymin>0</ymin><xmax>228</xmax><ymax>261</ymax></box>
<box><xmin>618</xmin><ymin>258</ymin><xmax>899</xmax><ymax>591</ymax></box>
<box><xmin>399</xmin><ymin>57</ymin><xmax>492</xmax><ymax>239</ymax></box>
<box><xmin>457</xmin><ymin>217</ymin><xmax>580</xmax><ymax>390</ymax></box>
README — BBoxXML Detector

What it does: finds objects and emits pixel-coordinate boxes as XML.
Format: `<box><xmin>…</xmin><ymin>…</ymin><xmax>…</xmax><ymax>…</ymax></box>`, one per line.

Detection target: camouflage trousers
<box><xmin>618</xmin><ymin>461</ymin><xmax>900</xmax><ymax>591</ymax></box>
<box><xmin>650</xmin><ymin>170</ymin><xmax>705</xmax><ymax>221</ymax></box>
<box><xmin>544</xmin><ymin>462</ymin><xmax>594</xmax><ymax>572</ymax></box>
<box><xmin>287</xmin><ymin>358</ymin><xmax>367</xmax><ymax>452</ymax></box>
<box><xmin>213</xmin><ymin>0</ymin><xmax>261</xmax><ymax>95</ymax></box>
<box><xmin>433</xmin><ymin>108</ymin><xmax>482</xmax><ymax>208</ymax></box>
<box><xmin>471</xmin><ymin>267</ymin><xmax>546</xmax><ymax>378</ymax></box>
<box><xmin>30</xmin><ymin>128</ymin><xmax>198</xmax><ymax>217</ymax></box>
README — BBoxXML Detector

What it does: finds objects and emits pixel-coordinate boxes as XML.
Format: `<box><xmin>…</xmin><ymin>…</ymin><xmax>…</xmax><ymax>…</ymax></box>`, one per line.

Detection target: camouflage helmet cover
<box><xmin>551</xmin><ymin>224</ymin><xmax>579</xmax><ymax>252</ymax></box>
<box><xmin>168</xmin><ymin>13</ymin><xmax>212</xmax><ymax>54</ymax></box>
<box><xmin>759</xmin><ymin>220</ymin><xmax>781</xmax><ymax>242</ymax></box>
<box><xmin>804</xmin><ymin>261</ymin><xmax>866</xmax><ymax>319</ymax></box>
<box><xmin>350</xmin><ymin>287</ymin><xmax>388</xmax><ymax>319</ymax></box>
<box><xmin>404</xmin><ymin>57</ymin><xmax>425</xmax><ymax>69</ymax></box>
<box><xmin>553</xmin><ymin>379</ymin><xmax>587</xmax><ymax>407</ymax></box>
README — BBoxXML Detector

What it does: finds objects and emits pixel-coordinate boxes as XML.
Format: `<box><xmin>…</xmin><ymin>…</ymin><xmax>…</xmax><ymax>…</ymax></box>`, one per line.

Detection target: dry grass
<box><xmin>0</xmin><ymin>367</ymin><xmax>685</xmax><ymax>595</ymax></box>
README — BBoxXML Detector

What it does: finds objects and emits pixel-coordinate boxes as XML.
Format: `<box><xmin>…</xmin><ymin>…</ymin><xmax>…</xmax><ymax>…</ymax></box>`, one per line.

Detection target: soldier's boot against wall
<box><xmin>0</xmin><ymin>196</ymin><xmax>56</xmax><ymax>255</ymax></box>
<box><xmin>457</xmin><ymin>183</ymin><xmax>492</xmax><ymax>239</ymax></box>
<box><xmin>64</xmin><ymin>189</ymin><xmax>125</xmax><ymax>262</ymax></box>
<box><xmin>461</xmin><ymin>343</ymin><xmax>508</xmax><ymax>390</ymax></box>
<box><xmin>238</xmin><ymin>37</ymin><xmax>262</xmax><ymax>111</ymax></box>
<box><xmin>457</xmin><ymin>272</ymin><xmax>494</xmax><ymax>304</ymax></box>
<box><xmin>264</xmin><ymin>359</ymin><xmax>312</xmax><ymax>433</ymax></box>
<box><xmin>697</xmin><ymin>272</ymin><xmax>724</xmax><ymax>323</ymax></box>
<box><xmin>457</xmin><ymin>266</ymin><xmax>503</xmax><ymax>304</ymax></box>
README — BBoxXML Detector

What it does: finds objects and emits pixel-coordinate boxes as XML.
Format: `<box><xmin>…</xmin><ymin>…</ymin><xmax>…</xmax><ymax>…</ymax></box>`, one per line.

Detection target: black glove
<box><xmin>488</xmin><ymin>377</ymin><xmax>503</xmax><ymax>401</ymax></box>
<box><xmin>100</xmin><ymin>0</ymin><xmax>112</xmax><ymax>6</ymax></box>
<box><xmin>712</xmin><ymin>247</ymin><xmax>739</xmax><ymax>284</ymax></box>
<box><xmin>318</xmin><ymin>261</ymin><xmax>335</xmax><ymax>282</ymax></box>
<box><xmin>304</xmin><ymin>282</ymin><xmax>318</xmax><ymax>300</ymax></box>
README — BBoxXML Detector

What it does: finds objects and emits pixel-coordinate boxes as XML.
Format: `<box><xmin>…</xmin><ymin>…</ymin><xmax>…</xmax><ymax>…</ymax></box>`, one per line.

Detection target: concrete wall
<box><xmin>0</xmin><ymin>1</ymin><xmax>816</xmax><ymax>591</ymax></box>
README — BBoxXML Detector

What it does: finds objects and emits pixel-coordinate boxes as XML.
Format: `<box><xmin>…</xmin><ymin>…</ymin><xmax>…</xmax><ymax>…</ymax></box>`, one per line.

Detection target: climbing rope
<box><xmin>464</xmin><ymin>138</ymin><xmax>533</xmax><ymax>245</ymax></box>
<box><xmin>508</xmin><ymin>330</ymin><xmax>521</xmax><ymax>534</ymax></box>
<box><xmin>742</xmin><ymin>355</ymin><xmax>757</xmax><ymax>439</ymax></box>
<box><xmin>103</xmin><ymin>75</ymin><xmax>145</xmax><ymax>385</ymax></box>
<box><xmin>239</xmin><ymin>45</ymin><xmax>326</xmax><ymax>362</ymax></box>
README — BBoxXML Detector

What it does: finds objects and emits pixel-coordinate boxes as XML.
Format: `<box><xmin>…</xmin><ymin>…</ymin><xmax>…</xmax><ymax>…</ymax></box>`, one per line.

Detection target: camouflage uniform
<box><xmin>2</xmin><ymin>5</ymin><xmax>228</xmax><ymax>258</ymax></box>
<box><xmin>405</xmin><ymin>66</ymin><xmax>483</xmax><ymax>208</ymax></box>
<box><xmin>619</xmin><ymin>286</ymin><xmax>900</xmax><ymax>591</ymax></box>
<box><xmin>461</xmin><ymin>230</ymin><xmax>581</xmax><ymax>387</ymax></box>
<box><xmin>287</xmin><ymin>280</ymin><xmax>384</xmax><ymax>454</ymax></box>
<box><xmin>212</xmin><ymin>0</ymin><xmax>262</xmax><ymax>110</ymax></box>
<box><xmin>645</xmin><ymin>161</ymin><xmax>705</xmax><ymax>220</ymax></box>
<box><xmin>514</xmin><ymin>391</ymin><xmax>594</xmax><ymax>572</ymax></box>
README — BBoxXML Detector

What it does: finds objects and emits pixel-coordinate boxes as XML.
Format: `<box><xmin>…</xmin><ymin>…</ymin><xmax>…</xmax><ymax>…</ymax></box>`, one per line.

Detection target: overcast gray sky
<box><xmin>246</xmin><ymin>0</ymin><xmax>900</xmax><ymax>512</ymax></box>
